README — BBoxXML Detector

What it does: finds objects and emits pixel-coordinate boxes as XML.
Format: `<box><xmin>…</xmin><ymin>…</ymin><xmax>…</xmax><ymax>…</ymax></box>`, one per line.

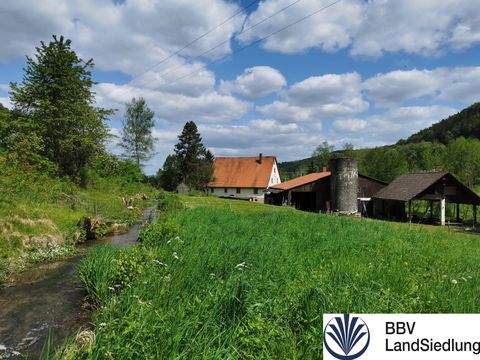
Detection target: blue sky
<box><xmin>1</xmin><ymin>0</ymin><xmax>480</xmax><ymax>174</ymax></box>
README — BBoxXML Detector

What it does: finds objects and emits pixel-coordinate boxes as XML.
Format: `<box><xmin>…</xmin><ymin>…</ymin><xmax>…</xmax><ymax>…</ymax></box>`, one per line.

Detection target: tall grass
<box><xmin>0</xmin><ymin>160</ymin><xmax>154</xmax><ymax>281</ymax></box>
<box><xmin>69</xmin><ymin>195</ymin><xmax>480</xmax><ymax>359</ymax></box>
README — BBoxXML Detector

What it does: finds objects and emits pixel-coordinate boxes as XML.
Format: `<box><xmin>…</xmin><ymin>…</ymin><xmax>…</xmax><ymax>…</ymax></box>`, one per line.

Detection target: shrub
<box><xmin>138</xmin><ymin>217</ymin><xmax>181</xmax><ymax>246</ymax></box>
<box><xmin>156</xmin><ymin>191</ymin><xmax>184</xmax><ymax>212</ymax></box>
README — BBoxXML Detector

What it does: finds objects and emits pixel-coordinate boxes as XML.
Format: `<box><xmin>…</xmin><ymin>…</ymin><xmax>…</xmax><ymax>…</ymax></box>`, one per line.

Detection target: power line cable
<box><xmin>132</xmin><ymin>0</ymin><xmax>260</xmax><ymax>82</ymax></box>
<box><xmin>152</xmin><ymin>0</ymin><xmax>306</xmax><ymax>82</ymax></box>
<box><xmin>161</xmin><ymin>0</ymin><xmax>343</xmax><ymax>88</ymax></box>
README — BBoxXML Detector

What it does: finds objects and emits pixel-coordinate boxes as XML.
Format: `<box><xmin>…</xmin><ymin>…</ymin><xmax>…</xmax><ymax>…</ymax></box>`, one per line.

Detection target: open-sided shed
<box><xmin>266</xmin><ymin>171</ymin><xmax>387</xmax><ymax>215</ymax></box>
<box><xmin>372</xmin><ymin>171</ymin><xmax>480</xmax><ymax>226</ymax></box>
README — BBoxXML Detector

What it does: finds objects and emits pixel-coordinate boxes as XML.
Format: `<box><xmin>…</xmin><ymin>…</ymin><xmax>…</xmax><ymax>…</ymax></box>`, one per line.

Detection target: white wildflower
<box><xmin>452</xmin><ymin>279</ymin><xmax>458</xmax><ymax>284</ymax></box>
<box><xmin>172</xmin><ymin>252</ymin><xmax>179</xmax><ymax>260</ymax></box>
<box><xmin>153</xmin><ymin>259</ymin><xmax>166</xmax><ymax>267</ymax></box>
<box><xmin>461</xmin><ymin>277</ymin><xmax>467</xmax><ymax>282</ymax></box>
<box><xmin>99</xmin><ymin>322</ymin><xmax>107</xmax><ymax>328</ymax></box>
<box><xmin>235</xmin><ymin>262</ymin><xmax>247</xmax><ymax>270</ymax></box>
<box><xmin>209</xmin><ymin>273</ymin><xmax>216</xmax><ymax>279</ymax></box>
<box><xmin>108</xmin><ymin>286</ymin><xmax>115</xmax><ymax>291</ymax></box>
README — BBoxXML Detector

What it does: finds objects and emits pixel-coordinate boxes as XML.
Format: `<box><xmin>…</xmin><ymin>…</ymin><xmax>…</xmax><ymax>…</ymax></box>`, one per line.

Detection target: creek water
<box><xmin>0</xmin><ymin>208</ymin><xmax>154</xmax><ymax>359</ymax></box>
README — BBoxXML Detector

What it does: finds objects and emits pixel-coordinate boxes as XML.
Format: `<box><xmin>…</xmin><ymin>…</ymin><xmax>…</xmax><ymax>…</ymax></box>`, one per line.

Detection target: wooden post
<box><xmin>456</xmin><ymin>203</ymin><xmax>460</xmax><ymax>223</ymax></box>
<box><xmin>440</xmin><ymin>198</ymin><xmax>446</xmax><ymax>226</ymax></box>
<box><xmin>474</xmin><ymin>205</ymin><xmax>477</xmax><ymax>229</ymax></box>
<box><xmin>408</xmin><ymin>200</ymin><xmax>412</xmax><ymax>222</ymax></box>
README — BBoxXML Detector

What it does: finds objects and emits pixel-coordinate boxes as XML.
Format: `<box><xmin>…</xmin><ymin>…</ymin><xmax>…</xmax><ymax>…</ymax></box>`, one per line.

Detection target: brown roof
<box><xmin>270</xmin><ymin>172</ymin><xmax>331</xmax><ymax>191</ymax></box>
<box><xmin>209</xmin><ymin>156</ymin><xmax>276</xmax><ymax>188</ymax></box>
<box><xmin>373</xmin><ymin>171</ymin><xmax>448</xmax><ymax>202</ymax></box>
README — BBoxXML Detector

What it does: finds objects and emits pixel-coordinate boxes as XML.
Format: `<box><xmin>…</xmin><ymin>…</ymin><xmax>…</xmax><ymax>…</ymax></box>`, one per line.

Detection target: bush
<box><xmin>156</xmin><ymin>191</ymin><xmax>184</xmax><ymax>212</ymax></box>
<box><xmin>138</xmin><ymin>217</ymin><xmax>181</xmax><ymax>246</ymax></box>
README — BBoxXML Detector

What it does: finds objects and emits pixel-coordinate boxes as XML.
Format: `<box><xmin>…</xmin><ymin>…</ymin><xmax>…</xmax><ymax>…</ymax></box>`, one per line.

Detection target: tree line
<box><xmin>0</xmin><ymin>35</ymin><xmax>213</xmax><ymax>191</ymax></box>
<box><xmin>293</xmin><ymin>138</ymin><xmax>480</xmax><ymax>189</ymax></box>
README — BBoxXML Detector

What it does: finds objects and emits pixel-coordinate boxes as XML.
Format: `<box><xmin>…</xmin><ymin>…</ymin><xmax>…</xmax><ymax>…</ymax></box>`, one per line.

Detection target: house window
<box><xmin>224</xmin><ymin>188</ymin><xmax>228</xmax><ymax>193</ymax></box>
<box><xmin>253</xmin><ymin>188</ymin><xmax>258</xmax><ymax>194</ymax></box>
<box><xmin>236</xmin><ymin>188</ymin><xmax>241</xmax><ymax>194</ymax></box>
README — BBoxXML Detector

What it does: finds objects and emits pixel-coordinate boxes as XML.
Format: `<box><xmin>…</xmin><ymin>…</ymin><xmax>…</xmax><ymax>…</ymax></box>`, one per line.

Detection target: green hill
<box><xmin>401</xmin><ymin>102</ymin><xmax>480</xmax><ymax>144</ymax></box>
<box><xmin>279</xmin><ymin>103</ymin><xmax>480</xmax><ymax>182</ymax></box>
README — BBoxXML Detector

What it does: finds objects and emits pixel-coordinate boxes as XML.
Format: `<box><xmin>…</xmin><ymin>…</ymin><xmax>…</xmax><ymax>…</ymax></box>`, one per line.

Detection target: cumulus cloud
<box><xmin>0</xmin><ymin>0</ymin><xmax>242</xmax><ymax>76</ymax></box>
<box><xmin>95</xmin><ymin>83</ymin><xmax>251</xmax><ymax>124</ymax></box>
<box><xmin>240</xmin><ymin>0</ymin><xmax>480</xmax><ymax>57</ymax></box>
<box><xmin>238</xmin><ymin>0</ymin><xmax>363</xmax><ymax>54</ymax></box>
<box><xmin>332</xmin><ymin>118</ymin><xmax>367</xmax><ymax>132</ymax></box>
<box><xmin>256</xmin><ymin>101</ymin><xmax>313</xmax><ymax>123</ymax></box>
<box><xmin>331</xmin><ymin>106</ymin><xmax>458</xmax><ymax>143</ymax></box>
<box><xmin>199</xmin><ymin>120</ymin><xmax>319</xmax><ymax>161</ymax></box>
<box><xmin>282</xmin><ymin>72</ymin><xmax>369</xmax><ymax>116</ymax></box>
<box><xmin>219</xmin><ymin>66</ymin><xmax>286</xmax><ymax>100</ymax></box>
<box><xmin>351</xmin><ymin>0</ymin><xmax>480</xmax><ymax>57</ymax></box>
<box><xmin>364</xmin><ymin>66</ymin><xmax>480</xmax><ymax>107</ymax></box>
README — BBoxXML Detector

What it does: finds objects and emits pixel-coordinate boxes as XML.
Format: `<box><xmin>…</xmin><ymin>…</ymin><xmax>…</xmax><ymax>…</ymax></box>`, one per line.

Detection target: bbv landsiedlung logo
<box><xmin>324</xmin><ymin>314</ymin><xmax>370</xmax><ymax>360</ymax></box>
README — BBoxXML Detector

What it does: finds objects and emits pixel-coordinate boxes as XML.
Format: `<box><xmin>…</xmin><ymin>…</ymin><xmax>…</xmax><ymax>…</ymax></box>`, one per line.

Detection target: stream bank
<box><xmin>0</xmin><ymin>207</ymin><xmax>155</xmax><ymax>359</ymax></box>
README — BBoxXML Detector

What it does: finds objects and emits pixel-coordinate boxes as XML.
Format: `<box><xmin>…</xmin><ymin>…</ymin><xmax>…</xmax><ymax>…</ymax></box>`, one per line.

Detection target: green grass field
<box><xmin>59</xmin><ymin>193</ymin><xmax>480</xmax><ymax>359</ymax></box>
<box><xmin>0</xmin><ymin>159</ymin><xmax>154</xmax><ymax>281</ymax></box>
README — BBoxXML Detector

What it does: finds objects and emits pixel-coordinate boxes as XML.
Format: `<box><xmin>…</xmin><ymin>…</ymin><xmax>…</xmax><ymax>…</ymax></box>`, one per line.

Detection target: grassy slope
<box><xmin>60</xmin><ymin>195</ymin><xmax>480</xmax><ymax>359</ymax></box>
<box><xmin>0</xmin><ymin>158</ymin><xmax>155</xmax><ymax>281</ymax></box>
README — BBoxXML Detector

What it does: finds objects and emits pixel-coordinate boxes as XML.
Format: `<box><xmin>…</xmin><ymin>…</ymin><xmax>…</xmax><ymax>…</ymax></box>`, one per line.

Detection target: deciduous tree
<box><xmin>119</xmin><ymin>97</ymin><xmax>155</xmax><ymax>167</ymax></box>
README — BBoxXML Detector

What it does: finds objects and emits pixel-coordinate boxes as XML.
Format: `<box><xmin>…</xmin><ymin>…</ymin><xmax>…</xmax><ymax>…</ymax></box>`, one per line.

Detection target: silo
<box><xmin>330</xmin><ymin>156</ymin><xmax>358</xmax><ymax>214</ymax></box>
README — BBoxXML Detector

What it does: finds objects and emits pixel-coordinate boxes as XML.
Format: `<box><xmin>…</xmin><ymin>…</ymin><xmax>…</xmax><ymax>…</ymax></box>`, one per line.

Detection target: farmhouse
<box><xmin>207</xmin><ymin>154</ymin><xmax>281</xmax><ymax>201</ymax></box>
<box><xmin>266</xmin><ymin>169</ymin><xmax>387</xmax><ymax>215</ymax></box>
<box><xmin>373</xmin><ymin>171</ymin><xmax>480</xmax><ymax>226</ymax></box>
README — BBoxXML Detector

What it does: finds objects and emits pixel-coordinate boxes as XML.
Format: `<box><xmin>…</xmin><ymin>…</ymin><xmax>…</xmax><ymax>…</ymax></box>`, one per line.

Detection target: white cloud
<box><xmin>364</xmin><ymin>66</ymin><xmax>480</xmax><ymax>107</ymax></box>
<box><xmin>0</xmin><ymin>0</ymin><xmax>242</xmax><ymax>76</ymax></box>
<box><xmin>219</xmin><ymin>66</ymin><xmax>286</xmax><ymax>100</ymax></box>
<box><xmin>96</xmin><ymin>83</ymin><xmax>251</xmax><ymax>124</ymax></box>
<box><xmin>0</xmin><ymin>97</ymin><xmax>12</xmax><ymax>109</ymax></box>
<box><xmin>240</xmin><ymin>0</ymin><xmax>480</xmax><ymax>57</ymax></box>
<box><xmin>199</xmin><ymin>120</ymin><xmax>318</xmax><ymax>161</ymax></box>
<box><xmin>238</xmin><ymin>0</ymin><xmax>363</xmax><ymax>54</ymax></box>
<box><xmin>332</xmin><ymin>118</ymin><xmax>367</xmax><ymax>132</ymax></box>
<box><xmin>282</xmin><ymin>72</ymin><xmax>368</xmax><ymax>116</ymax></box>
<box><xmin>331</xmin><ymin>106</ymin><xmax>458</xmax><ymax>144</ymax></box>
<box><xmin>255</xmin><ymin>101</ymin><xmax>313</xmax><ymax>123</ymax></box>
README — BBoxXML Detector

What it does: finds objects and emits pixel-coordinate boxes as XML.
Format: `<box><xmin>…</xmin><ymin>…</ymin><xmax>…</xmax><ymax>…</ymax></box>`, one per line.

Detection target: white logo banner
<box><xmin>323</xmin><ymin>314</ymin><xmax>480</xmax><ymax>360</ymax></box>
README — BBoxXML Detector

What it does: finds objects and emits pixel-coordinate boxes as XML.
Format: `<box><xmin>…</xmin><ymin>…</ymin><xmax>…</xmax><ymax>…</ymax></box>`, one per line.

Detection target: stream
<box><xmin>0</xmin><ymin>208</ymin><xmax>154</xmax><ymax>359</ymax></box>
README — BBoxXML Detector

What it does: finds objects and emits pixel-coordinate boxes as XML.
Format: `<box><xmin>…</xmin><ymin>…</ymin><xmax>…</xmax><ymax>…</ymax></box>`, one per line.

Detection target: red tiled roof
<box><xmin>209</xmin><ymin>156</ymin><xmax>276</xmax><ymax>188</ymax></box>
<box><xmin>270</xmin><ymin>172</ymin><xmax>331</xmax><ymax>191</ymax></box>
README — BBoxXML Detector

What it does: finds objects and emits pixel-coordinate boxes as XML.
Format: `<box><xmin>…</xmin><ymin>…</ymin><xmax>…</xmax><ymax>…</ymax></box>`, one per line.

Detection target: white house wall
<box><xmin>268</xmin><ymin>161</ymin><xmax>281</xmax><ymax>187</ymax></box>
<box><xmin>210</xmin><ymin>187</ymin><xmax>264</xmax><ymax>201</ymax></box>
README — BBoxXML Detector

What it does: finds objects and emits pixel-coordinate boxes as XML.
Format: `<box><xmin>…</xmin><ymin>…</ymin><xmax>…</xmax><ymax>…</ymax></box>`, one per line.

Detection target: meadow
<box><xmin>54</xmin><ymin>193</ymin><xmax>480</xmax><ymax>359</ymax></box>
<box><xmin>0</xmin><ymin>158</ymin><xmax>154</xmax><ymax>282</ymax></box>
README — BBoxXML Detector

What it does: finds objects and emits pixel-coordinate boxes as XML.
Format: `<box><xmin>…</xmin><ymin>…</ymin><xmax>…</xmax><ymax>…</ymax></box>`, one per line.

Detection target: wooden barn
<box><xmin>372</xmin><ymin>171</ymin><xmax>480</xmax><ymax>226</ymax></box>
<box><xmin>265</xmin><ymin>171</ymin><xmax>387</xmax><ymax>215</ymax></box>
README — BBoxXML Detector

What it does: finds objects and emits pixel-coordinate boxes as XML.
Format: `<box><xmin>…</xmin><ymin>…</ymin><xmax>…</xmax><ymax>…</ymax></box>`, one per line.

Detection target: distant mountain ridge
<box><xmin>401</xmin><ymin>102</ymin><xmax>480</xmax><ymax>144</ymax></box>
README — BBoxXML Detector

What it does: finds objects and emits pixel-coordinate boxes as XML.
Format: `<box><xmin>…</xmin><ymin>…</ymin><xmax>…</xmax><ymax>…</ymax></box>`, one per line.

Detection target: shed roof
<box><xmin>208</xmin><ymin>156</ymin><xmax>276</xmax><ymax>188</ymax></box>
<box><xmin>373</xmin><ymin>171</ymin><xmax>480</xmax><ymax>204</ymax></box>
<box><xmin>270</xmin><ymin>172</ymin><xmax>331</xmax><ymax>191</ymax></box>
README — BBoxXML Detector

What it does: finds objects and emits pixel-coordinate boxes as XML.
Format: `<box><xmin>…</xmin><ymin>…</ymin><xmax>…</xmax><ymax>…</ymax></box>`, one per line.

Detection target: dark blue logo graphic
<box><xmin>324</xmin><ymin>314</ymin><xmax>370</xmax><ymax>360</ymax></box>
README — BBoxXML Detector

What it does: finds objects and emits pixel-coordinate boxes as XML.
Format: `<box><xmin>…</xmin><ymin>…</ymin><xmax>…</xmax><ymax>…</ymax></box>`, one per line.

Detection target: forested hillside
<box><xmin>401</xmin><ymin>102</ymin><xmax>480</xmax><ymax>144</ymax></box>
<box><xmin>279</xmin><ymin>103</ymin><xmax>480</xmax><ymax>187</ymax></box>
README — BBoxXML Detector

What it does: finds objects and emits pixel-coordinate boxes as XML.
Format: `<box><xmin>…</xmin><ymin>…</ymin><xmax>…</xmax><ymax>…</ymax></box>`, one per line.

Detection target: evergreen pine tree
<box><xmin>171</xmin><ymin>121</ymin><xmax>213</xmax><ymax>189</ymax></box>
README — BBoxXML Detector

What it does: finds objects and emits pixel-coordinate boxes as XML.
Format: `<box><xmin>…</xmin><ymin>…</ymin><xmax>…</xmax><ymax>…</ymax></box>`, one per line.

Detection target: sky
<box><xmin>1</xmin><ymin>0</ymin><xmax>480</xmax><ymax>174</ymax></box>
